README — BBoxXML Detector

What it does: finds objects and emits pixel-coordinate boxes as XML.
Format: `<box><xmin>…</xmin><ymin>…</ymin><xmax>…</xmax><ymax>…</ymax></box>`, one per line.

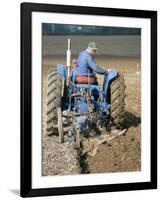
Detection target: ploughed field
<box><xmin>42</xmin><ymin>35</ymin><xmax>141</xmax><ymax>176</ymax></box>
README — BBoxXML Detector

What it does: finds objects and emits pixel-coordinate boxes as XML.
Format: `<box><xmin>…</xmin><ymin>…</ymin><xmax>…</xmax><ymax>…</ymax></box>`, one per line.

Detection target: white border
<box><xmin>32</xmin><ymin>12</ymin><xmax>151</xmax><ymax>189</ymax></box>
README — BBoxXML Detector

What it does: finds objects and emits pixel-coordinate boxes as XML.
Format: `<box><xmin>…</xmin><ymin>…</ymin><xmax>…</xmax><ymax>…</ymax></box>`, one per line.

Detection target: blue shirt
<box><xmin>74</xmin><ymin>49</ymin><xmax>107</xmax><ymax>76</ymax></box>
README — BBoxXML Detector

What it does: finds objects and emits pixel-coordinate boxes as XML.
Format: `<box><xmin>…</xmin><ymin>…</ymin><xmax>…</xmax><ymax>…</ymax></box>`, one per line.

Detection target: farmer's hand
<box><xmin>107</xmin><ymin>68</ymin><xmax>112</xmax><ymax>72</ymax></box>
<box><xmin>105</xmin><ymin>68</ymin><xmax>113</xmax><ymax>75</ymax></box>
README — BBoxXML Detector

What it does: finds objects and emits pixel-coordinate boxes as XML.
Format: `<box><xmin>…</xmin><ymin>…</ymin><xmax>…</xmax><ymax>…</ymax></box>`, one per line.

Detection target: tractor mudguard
<box><xmin>103</xmin><ymin>69</ymin><xmax>118</xmax><ymax>96</ymax></box>
<box><xmin>56</xmin><ymin>64</ymin><xmax>66</xmax><ymax>79</ymax></box>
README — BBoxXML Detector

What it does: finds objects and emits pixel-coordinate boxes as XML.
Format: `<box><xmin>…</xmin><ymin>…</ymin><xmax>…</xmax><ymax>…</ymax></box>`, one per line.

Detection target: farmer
<box><xmin>72</xmin><ymin>42</ymin><xmax>112</xmax><ymax>84</ymax></box>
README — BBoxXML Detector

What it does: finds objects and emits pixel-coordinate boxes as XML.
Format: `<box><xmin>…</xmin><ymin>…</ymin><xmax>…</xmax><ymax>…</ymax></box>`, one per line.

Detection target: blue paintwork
<box><xmin>103</xmin><ymin>69</ymin><xmax>118</xmax><ymax>96</ymax></box>
<box><xmin>75</xmin><ymin>84</ymin><xmax>100</xmax><ymax>90</ymax></box>
<box><xmin>77</xmin><ymin>101</ymin><xmax>88</xmax><ymax>113</ymax></box>
<box><xmin>56</xmin><ymin>64</ymin><xmax>66</xmax><ymax>78</ymax></box>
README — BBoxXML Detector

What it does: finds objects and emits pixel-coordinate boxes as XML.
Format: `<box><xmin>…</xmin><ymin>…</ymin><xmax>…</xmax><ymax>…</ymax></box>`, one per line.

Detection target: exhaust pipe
<box><xmin>66</xmin><ymin>38</ymin><xmax>71</xmax><ymax>86</ymax></box>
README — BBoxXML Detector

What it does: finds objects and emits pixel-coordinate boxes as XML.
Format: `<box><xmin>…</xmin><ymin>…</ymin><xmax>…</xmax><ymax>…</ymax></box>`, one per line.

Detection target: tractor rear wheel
<box><xmin>109</xmin><ymin>73</ymin><xmax>125</xmax><ymax>128</ymax></box>
<box><xmin>46</xmin><ymin>66</ymin><xmax>63</xmax><ymax>135</ymax></box>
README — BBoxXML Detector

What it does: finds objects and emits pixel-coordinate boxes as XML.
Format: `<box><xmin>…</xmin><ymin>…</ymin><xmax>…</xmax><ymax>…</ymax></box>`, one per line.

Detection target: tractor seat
<box><xmin>75</xmin><ymin>75</ymin><xmax>97</xmax><ymax>84</ymax></box>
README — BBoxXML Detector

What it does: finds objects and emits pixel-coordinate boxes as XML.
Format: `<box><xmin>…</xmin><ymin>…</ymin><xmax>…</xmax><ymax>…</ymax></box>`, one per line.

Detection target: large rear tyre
<box><xmin>109</xmin><ymin>73</ymin><xmax>125</xmax><ymax>128</ymax></box>
<box><xmin>46</xmin><ymin>66</ymin><xmax>63</xmax><ymax>135</ymax></box>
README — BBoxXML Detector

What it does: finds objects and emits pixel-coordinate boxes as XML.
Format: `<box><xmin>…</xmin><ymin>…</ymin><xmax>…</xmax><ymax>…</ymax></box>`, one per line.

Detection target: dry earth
<box><xmin>85</xmin><ymin>71</ymin><xmax>141</xmax><ymax>173</ymax></box>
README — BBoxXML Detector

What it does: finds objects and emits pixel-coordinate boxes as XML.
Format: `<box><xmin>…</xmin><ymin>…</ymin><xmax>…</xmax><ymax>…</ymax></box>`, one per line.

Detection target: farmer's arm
<box><xmin>87</xmin><ymin>55</ymin><xmax>107</xmax><ymax>74</ymax></box>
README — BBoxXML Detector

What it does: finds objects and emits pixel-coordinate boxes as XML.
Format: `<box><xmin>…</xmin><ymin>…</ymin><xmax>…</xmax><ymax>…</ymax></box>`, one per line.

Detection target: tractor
<box><xmin>46</xmin><ymin>39</ymin><xmax>125</xmax><ymax>147</ymax></box>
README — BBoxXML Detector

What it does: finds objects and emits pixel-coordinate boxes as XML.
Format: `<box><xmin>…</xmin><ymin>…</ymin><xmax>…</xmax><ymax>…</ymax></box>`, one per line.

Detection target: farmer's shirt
<box><xmin>73</xmin><ymin>49</ymin><xmax>107</xmax><ymax>77</ymax></box>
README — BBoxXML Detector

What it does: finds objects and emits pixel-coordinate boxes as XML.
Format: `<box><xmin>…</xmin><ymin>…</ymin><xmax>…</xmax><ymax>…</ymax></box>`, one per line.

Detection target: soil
<box><xmin>42</xmin><ymin>35</ymin><xmax>141</xmax><ymax>176</ymax></box>
<box><xmin>85</xmin><ymin>71</ymin><xmax>141</xmax><ymax>173</ymax></box>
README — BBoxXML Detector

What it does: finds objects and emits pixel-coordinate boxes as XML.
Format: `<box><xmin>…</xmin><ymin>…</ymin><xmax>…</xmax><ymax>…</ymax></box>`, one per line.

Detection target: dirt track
<box><xmin>42</xmin><ymin>57</ymin><xmax>141</xmax><ymax>176</ymax></box>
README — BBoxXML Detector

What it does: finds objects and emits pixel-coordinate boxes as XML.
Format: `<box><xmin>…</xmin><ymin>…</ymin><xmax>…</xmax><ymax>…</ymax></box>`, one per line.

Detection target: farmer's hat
<box><xmin>88</xmin><ymin>42</ymin><xmax>98</xmax><ymax>50</ymax></box>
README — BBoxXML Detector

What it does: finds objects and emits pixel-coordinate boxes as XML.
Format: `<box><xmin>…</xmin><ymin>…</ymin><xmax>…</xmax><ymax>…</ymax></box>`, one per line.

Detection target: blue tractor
<box><xmin>46</xmin><ymin>39</ymin><xmax>125</xmax><ymax>147</ymax></box>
